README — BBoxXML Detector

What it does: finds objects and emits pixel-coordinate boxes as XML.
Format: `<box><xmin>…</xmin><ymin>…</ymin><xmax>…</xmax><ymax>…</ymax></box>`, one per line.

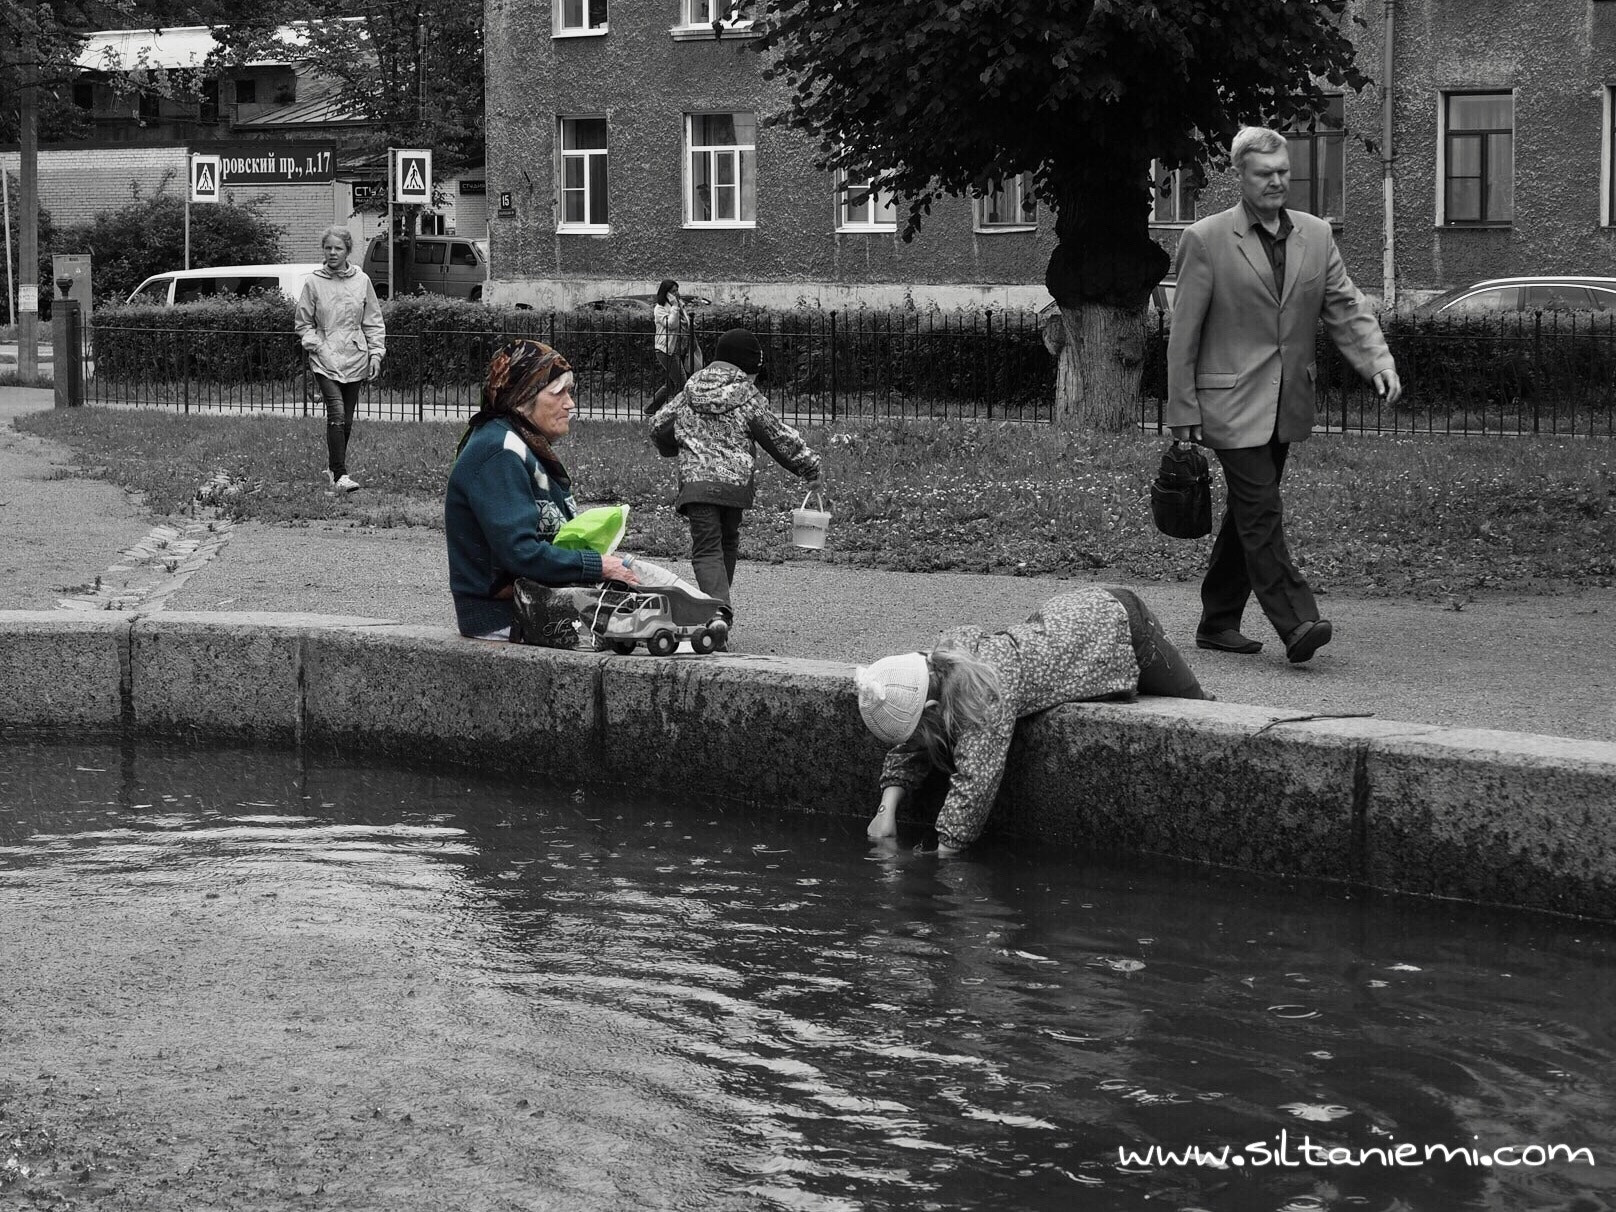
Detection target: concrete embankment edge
<box><xmin>4</xmin><ymin>610</ymin><xmax>1615</xmax><ymax>922</ymax></box>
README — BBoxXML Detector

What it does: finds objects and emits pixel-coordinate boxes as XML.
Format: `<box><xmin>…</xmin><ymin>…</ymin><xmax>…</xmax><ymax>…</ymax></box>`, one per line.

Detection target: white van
<box><xmin>362</xmin><ymin>234</ymin><xmax>488</xmax><ymax>301</ymax></box>
<box><xmin>125</xmin><ymin>263</ymin><xmax>322</xmax><ymax>307</ymax></box>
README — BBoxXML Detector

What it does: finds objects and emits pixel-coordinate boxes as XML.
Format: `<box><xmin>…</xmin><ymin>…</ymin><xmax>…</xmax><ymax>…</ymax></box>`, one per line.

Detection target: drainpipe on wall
<box><xmin>1381</xmin><ymin>0</ymin><xmax>1397</xmax><ymax>308</ymax></box>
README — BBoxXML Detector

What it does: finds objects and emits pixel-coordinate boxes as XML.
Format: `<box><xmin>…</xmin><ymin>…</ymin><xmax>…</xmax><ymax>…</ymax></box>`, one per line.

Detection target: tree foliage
<box><xmin>0</xmin><ymin>0</ymin><xmax>229</xmax><ymax>142</ymax></box>
<box><xmin>206</xmin><ymin>1</ymin><xmax>484</xmax><ymax>174</ymax></box>
<box><xmin>58</xmin><ymin>180</ymin><xmax>286</xmax><ymax>303</ymax></box>
<box><xmin>751</xmin><ymin>0</ymin><xmax>1369</xmax><ymax>308</ymax></box>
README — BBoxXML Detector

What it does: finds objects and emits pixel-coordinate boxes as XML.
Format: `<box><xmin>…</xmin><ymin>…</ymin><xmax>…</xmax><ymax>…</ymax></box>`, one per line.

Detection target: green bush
<box><xmin>59</xmin><ymin>190</ymin><xmax>287</xmax><ymax>306</ymax></box>
<box><xmin>95</xmin><ymin>296</ymin><xmax>302</xmax><ymax>383</ymax></box>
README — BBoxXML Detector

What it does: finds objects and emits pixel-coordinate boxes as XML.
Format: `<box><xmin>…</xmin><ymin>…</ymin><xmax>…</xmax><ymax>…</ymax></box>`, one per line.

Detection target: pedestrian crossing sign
<box><xmin>393</xmin><ymin>148</ymin><xmax>432</xmax><ymax>204</ymax></box>
<box><xmin>190</xmin><ymin>154</ymin><xmax>221</xmax><ymax>204</ymax></box>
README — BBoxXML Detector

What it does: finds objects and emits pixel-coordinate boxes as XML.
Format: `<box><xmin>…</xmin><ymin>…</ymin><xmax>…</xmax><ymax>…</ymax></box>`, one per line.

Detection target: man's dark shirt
<box><xmin>1242</xmin><ymin>201</ymin><xmax>1294</xmax><ymax>298</ymax></box>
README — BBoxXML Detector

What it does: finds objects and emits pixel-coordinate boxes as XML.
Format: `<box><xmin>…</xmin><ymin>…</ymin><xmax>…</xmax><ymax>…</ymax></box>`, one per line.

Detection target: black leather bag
<box><xmin>1150</xmin><ymin>440</ymin><xmax>1213</xmax><ymax>539</ymax></box>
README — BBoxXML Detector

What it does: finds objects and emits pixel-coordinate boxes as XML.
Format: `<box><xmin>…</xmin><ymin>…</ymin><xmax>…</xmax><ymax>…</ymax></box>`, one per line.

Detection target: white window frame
<box><xmin>975</xmin><ymin>172</ymin><xmax>1037</xmax><ymax>232</ymax></box>
<box><xmin>685</xmin><ymin>112</ymin><xmax>757</xmax><ymax>228</ymax></box>
<box><xmin>835</xmin><ymin>170</ymin><xmax>897</xmax><ymax>232</ymax></box>
<box><xmin>1603</xmin><ymin>86</ymin><xmax>1615</xmax><ymax>228</ymax></box>
<box><xmin>675</xmin><ymin>0</ymin><xmax>751</xmax><ymax>29</ymax></box>
<box><xmin>554</xmin><ymin>0</ymin><xmax>607</xmax><ymax>39</ymax></box>
<box><xmin>1149</xmin><ymin>160</ymin><xmax>1198</xmax><ymax>226</ymax></box>
<box><xmin>557</xmin><ymin>115</ymin><xmax>609</xmax><ymax>233</ymax></box>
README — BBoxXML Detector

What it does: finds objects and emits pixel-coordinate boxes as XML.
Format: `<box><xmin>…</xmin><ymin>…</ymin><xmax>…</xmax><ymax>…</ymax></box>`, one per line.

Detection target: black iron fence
<box><xmin>80</xmin><ymin>309</ymin><xmax>1056</xmax><ymax>424</ymax></box>
<box><xmin>1140</xmin><ymin>309</ymin><xmax>1616</xmax><ymax>438</ymax></box>
<box><xmin>72</xmin><ymin>308</ymin><xmax>1616</xmax><ymax>437</ymax></box>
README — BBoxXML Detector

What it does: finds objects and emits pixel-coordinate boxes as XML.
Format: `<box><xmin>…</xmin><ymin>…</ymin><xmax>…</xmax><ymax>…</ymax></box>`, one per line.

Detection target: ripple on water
<box><xmin>2</xmin><ymin>738</ymin><xmax>1615</xmax><ymax>1212</ymax></box>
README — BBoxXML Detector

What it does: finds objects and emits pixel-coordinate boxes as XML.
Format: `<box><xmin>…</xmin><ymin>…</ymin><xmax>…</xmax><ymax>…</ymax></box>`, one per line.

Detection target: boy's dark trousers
<box><xmin>685</xmin><ymin>503</ymin><xmax>742</xmax><ymax>605</ymax></box>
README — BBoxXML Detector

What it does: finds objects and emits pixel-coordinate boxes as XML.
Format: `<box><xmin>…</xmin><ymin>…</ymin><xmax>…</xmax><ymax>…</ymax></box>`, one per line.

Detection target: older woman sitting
<box><xmin>446</xmin><ymin>339</ymin><xmax>639</xmax><ymax>639</ymax></box>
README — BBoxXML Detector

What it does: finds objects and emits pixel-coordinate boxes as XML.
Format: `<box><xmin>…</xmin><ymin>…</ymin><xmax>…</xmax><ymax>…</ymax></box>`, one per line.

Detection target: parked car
<box><xmin>1413</xmin><ymin>276</ymin><xmax>1616</xmax><ymax>319</ymax></box>
<box><xmin>125</xmin><ymin>263</ymin><xmax>321</xmax><ymax>307</ymax></box>
<box><xmin>580</xmin><ymin>292</ymin><xmax>713</xmax><ymax>310</ymax></box>
<box><xmin>362</xmin><ymin>233</ymin><xmax>489</xmax><ymax>301</ymax></box>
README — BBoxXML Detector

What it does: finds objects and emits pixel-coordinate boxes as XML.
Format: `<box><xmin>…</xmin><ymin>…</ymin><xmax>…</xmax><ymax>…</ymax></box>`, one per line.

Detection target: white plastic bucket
<box><xmin>791</xmin><ymin>491</ymin><xmax>831</xmax><ymax>550</ymax></box>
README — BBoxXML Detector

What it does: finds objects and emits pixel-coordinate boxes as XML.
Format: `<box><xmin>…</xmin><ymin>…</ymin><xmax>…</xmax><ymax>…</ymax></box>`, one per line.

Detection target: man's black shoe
<box><xmin>1284</xmin><ymin>619</ymin><xmax>1333</xmax><ymax>664</ymax></box>
<box><xmin>1195</xmin><ymin>628</ymin><xmax>1263</xmax><ymax>655</ymax></box>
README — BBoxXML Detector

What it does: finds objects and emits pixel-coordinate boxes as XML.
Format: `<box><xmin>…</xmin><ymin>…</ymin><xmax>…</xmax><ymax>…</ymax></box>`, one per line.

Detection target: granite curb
<box><xmin>4</xmin><ymin>609</ymin><xmax>1615</xmax><ymax>921</ymax></box>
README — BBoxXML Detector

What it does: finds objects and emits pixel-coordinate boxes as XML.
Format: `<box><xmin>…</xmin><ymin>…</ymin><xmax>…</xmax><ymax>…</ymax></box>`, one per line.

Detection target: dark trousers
<box><xmin>648</xmin><ymin>350</ymin><xmax>688</xmax><ymax>414</ymax></box>
<box><xmin>315</xmin><ymin>374</ymin><xmax>362</xmax><ymax>477</ymax></box>
<box><xmin>685</xmin><ymin>503</ymin><xmax>742</xmax><ymax>605</ymax></box>
<box><xmin>1201</xmin><ymin>432</ymin><xmax>1317</xmax><ymax>640</ymax></box>
<box><xmin>1106</xmin><ymin>587</ymin><xmax>1207</xmax><ymax>699</ymax></box>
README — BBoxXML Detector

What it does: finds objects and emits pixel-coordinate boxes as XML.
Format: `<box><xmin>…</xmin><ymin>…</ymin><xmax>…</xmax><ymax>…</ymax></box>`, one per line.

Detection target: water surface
<box><xmin>1</xmin><ymin>740</ymin><xmax>1612</xmax><ymax>1211</ymax></box>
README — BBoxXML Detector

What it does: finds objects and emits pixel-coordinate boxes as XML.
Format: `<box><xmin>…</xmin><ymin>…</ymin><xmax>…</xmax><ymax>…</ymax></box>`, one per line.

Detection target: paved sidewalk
<box><xmin>5</xmin><ymin>385</ymin><xmax>1614</xmax><ymax>742</ymax></box>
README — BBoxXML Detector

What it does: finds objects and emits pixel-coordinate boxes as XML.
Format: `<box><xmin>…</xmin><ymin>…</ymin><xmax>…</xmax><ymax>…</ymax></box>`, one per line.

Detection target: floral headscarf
<box><xmin>458</xmin><ymin>339</ymin><xmax>576</xmax><ymax>483</ymax></box>
<box><xmin>484</xmin><ymin>339</ymin><xmax>572</xmax><ymax>412</ymax></box>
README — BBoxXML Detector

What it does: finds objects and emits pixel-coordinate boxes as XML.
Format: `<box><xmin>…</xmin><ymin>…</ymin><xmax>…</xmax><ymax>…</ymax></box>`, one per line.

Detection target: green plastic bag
<box><xmin>552</xmin><ymin>504</ymin><xmax>630</xmax><ymax>555</ymax></box>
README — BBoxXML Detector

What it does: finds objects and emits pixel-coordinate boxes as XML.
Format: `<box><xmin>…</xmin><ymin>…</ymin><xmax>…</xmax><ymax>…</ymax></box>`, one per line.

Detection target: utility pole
<box><xmin>18</xmin><ymin>20</ymin><xmax>40</xmax><ymax>380</ymax></box>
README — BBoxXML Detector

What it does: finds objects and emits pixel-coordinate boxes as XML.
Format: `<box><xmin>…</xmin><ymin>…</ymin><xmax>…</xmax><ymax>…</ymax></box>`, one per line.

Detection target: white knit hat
<box><xmin>854</xmin><ymin>653</ymin><xmax>931</xmax><ymax>746</ymax></box>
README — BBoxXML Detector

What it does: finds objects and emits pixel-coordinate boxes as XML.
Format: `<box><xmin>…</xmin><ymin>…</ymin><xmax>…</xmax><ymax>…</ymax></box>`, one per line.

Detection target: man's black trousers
<box><xmin>1199</xmin><ymin>431</ymin><xmax>1319</xmax><ymax>640</ymax></box>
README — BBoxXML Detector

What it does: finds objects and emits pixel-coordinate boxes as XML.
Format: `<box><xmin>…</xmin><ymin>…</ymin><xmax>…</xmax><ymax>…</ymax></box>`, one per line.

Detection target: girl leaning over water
<box><xmin>855</xmin><ymin>586</ymin><xmax>1209</xmax><ymax>854</ymax></box>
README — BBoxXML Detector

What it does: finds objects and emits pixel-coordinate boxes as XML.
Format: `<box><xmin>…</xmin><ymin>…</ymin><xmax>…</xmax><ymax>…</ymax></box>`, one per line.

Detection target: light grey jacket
<box><xmin>294</xmin><ymin>265</ymin><xmax>386</xmax><ymax>383</ymax></box>
<box><xmin>1166</xmin><ymin>203</ymin><xmax>1393</xmax><ymax>448</ymax></box>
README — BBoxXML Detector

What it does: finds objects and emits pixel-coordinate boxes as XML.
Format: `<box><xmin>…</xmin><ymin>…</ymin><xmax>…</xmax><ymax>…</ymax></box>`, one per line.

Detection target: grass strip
<box><xmin>16</xmin><ymin>406</ymin><xmax>1616</xmax><ymax>599</ymax></box>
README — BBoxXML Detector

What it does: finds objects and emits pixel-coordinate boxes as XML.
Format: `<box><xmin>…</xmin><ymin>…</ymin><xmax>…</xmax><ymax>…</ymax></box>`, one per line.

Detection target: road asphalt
<box><xmin>4</xmin><ymin>384</ymin><xmax>1614</xmax><ymax>743</ymax></box>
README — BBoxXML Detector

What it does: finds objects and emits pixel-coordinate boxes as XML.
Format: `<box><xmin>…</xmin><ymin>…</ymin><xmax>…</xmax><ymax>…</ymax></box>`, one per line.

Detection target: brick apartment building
<box><xmin>483</xmin><ymin>0</ymin><xmax>1056</xmax><ymax>311</ymax></box>
<box><xmin>487</xmin><ymin>0</ymin><xmax>1616</xmax><ymax>313</ymax></box>
<box><xmin>1152</xmin><ymin>0</ymin><xmax>1616</xmax><ymax>308</ymax></box>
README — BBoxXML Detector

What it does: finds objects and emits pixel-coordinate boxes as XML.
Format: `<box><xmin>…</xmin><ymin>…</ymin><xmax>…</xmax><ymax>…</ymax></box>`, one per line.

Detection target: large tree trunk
<box><xmin>1052</xmin><ymin>301</ymin><xmax>1146</xmax><ymax>431</ymax></box>
<box><xmin>1043</xmin><ymin>149</ymin><xmax>1168</xmax><ymax>431</ymax></box>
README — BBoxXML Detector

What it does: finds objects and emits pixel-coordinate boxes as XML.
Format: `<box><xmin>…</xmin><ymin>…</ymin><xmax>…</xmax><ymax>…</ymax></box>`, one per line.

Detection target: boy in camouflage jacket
<box><xmin>649</xmin><ymin>327</ymin><xmax>821</xmax><ymax>612</ymax></box>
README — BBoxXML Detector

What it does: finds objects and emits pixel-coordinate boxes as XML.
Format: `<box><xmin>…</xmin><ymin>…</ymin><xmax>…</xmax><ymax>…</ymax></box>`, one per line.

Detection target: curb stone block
<box><xmin>1365</xmin><ymin>729</ymin><xmax>1616</xmax><ymax>917</ymax></box>
<box><xmin>599</xmin><ymin>653</ymin><xmax>881</xmax><ymax>814</ymax></box>
<box><xmin>300</xmin><ymin>625</ymin><xmax>604</xmax><ymax>783</ymax></box>
<box><xmin>1003</xmin><ymin>700</ymin><xmax>1361</xmax><ymax>880</ymax></box>
<box><xmin>131</xmin><ymin>613</ymin><xmax>392</xmax><ymax>744</ymax></box>
<box><xmin>0</xmin><ymin>611</ymin><xmax>126</xmax><ymax>730</ymax></box>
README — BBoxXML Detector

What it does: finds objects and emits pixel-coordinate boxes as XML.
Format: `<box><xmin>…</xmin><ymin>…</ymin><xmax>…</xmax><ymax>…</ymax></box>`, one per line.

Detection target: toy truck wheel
<box><xmin>610</xmin><ymin>640</ymin><xmax>637</xmax><ymax>655</ymax></box>
<box><xmin>690</xmin><ymin>627</ymin><xmax>716</xmax><ymax>655</ymax></box>
<box><xmin>647</xmin><ymin>629</ymin><xmax>678</xmax><ymax>657</ymax></box>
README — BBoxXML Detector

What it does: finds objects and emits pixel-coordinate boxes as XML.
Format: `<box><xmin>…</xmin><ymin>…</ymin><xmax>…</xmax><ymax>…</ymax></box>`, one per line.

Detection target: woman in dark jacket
<box><xmin>445</xmin><ymin>339</ymin><xmax>639</xmax><ymax>638</ymax></box>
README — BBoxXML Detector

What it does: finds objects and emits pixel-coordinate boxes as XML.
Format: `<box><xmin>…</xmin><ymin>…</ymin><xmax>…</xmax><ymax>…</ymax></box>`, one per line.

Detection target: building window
<box><xmin>558</xmin><ymin>116</ymin><xmax>609</xmax><ymax>230</ymax></box>
<box><xmin>680</xmin><ymin>0</ymin><xmax>747</xmax><ymax>26</ymax></box>
<box><xmin>687</xmin><ymin>113</ymin><xmax>756</xmax><ymax>225</ymax></box>
<box><xmin>556</xmin><ymin>0</ymin><xmax>607</xmax><ymax>36</ymax></box>
<box><xmin>199</xmin><ymin>79</ymin><xmax>219</xmax><ymax>124</ymax></box>
<box><xmin>1444</xmin><ymin>92</ymin><xmax>1513</xmax><ymax>225</ymax></box>
<box><xmin>977</xmin><ymin>173</ymin><xmax>1036</xmax><ymax>230</ymax></box>
<box><xmin>836</xmin><ymin>171</ymin><xmax>896</xmax><ymax>231</ymax></box>
<box><xmin>1150</xmin><ymin>161</ymin><xmax>1198</xmax><ymax>225</ymax></box>
<box><xmin>1285</xmin><ymin>95</ymin><xmax>1345</xmax><ymax>221</ymax></box>
<box><xmin>137</xmin><ymin>89</ymin><xmax>161</xmax><ymax>122</ymax></box>
<box><xmin>1606</xmin><ymin>87</ymin><xmax>1616</xmax><ymax>226</ymax></box>
<box><xmin>235</xmin><ymin>78</ymin><xmax>257</xmax><ymax>105</ymax></box>
<box><xmin>72</xmin><ymin>80</ymin><xmax>95</xmax><ymax>110</ymax></box>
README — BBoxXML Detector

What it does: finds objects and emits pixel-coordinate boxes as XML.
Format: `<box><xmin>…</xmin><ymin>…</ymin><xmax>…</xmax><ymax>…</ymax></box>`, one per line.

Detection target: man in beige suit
<box><xmin>1167</xmin><ymin>125</ymin><xmax>1401</xmax><ymax>664</ymax></box>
